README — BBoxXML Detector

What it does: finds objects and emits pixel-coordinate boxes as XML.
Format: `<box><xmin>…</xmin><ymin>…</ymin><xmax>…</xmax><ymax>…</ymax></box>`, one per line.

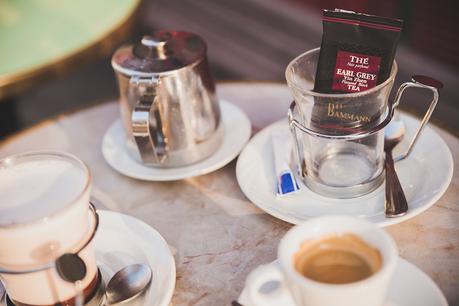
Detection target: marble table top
<box><xmin>1</xmin><ymin>82</ymin><xmax>458</xmax><ymax>305</ymax></box>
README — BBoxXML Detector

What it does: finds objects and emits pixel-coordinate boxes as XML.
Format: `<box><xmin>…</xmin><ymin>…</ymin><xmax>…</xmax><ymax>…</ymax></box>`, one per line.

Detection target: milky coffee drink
<box><xmin>294</xmin><ymin>233</ymin><xmax>382</xmax><ymax>284</ymax></box>
<box><xmin>0</xmin><ymin>154</ymin><xmax>98</xmax><ymax>305</ymax></box>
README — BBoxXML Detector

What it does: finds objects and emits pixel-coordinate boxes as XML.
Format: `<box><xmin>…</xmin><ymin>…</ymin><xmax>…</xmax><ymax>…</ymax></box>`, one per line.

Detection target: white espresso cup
<box><xmin>0</xmin><ymin>152</ymin><xmax>99</xmax><ymax>305</ymax></box>
<box><xmin>246</xmin><ymin>216</ymin><xmax>398</xmax><ymax>306</ymax></box>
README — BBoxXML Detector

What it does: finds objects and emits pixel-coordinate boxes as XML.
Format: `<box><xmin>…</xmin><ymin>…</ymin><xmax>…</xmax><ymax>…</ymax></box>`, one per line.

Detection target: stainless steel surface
<box><xmin>112</xmin><ymin>31</ymin><xmax>207</xmax><ymax>75</ymax></box>
<box><xmin>105</xmin><ymin>264</ymin><xmax>152</xmax><ymax>305</ymax></box>
<box><xmin>384</xmin><ymin>118</ymin><xmax>408</xmax><ymax>217</ymax></box>
<box><xmin>112</xmin><ymin>31</ymin><xmax>222</xmax><ymax>167</ymax></box>
<box><xmin>90</xmin><ymin>273</ymin><xmax>106</xmax><ymax>306</ymax></box>
<box><xmin>393</xmin><ymin>75</ymin><xmax>442</xmax><ymax>162</ymax></box>
<box><xmin>130</xmin><ymin>76</ymin><xmax>167</xmax><ymax>164</ymax></box>
<box><xmin>75</xmin><ymin>283</ymin><xmax>84</xmax><ymax>306</ymax></box>
<box><xmin>288</xmin><ymin>100</ymin><xmax>395</xmax><ymax>141</ymax></box>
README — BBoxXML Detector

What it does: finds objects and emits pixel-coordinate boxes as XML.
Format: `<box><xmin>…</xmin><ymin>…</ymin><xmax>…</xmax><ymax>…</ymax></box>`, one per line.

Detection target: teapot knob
<box><xmin>141</xmin><ymin>35</ymin><xmax>168</xmax><ymax>59</ymax></box>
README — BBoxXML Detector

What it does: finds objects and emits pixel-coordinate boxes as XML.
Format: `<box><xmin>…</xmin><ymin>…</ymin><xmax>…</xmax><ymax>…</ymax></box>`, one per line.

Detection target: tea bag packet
<box><xmin>312</xmin><ymin>9</ymin><xmax>403</xmax><ymax>134</ymax></box>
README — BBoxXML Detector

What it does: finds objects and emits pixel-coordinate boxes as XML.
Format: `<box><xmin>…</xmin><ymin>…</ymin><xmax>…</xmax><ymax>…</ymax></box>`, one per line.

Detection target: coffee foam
<box><xmin>294</xmin><ymin>233</ymin><xmax>382</xmax><ymax>284</ymax></box>
<box><xmin>0</xmin><ymin>158</ymin><xmax>87</xmax><ymax>226</ymax></box>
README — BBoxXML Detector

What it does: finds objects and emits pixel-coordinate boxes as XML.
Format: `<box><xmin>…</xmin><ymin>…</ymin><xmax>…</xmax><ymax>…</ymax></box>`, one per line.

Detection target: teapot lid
<box><xmin>111</xmin><ymin>31</ymin><xmax>207</xmax><ymax>76</ymax></box>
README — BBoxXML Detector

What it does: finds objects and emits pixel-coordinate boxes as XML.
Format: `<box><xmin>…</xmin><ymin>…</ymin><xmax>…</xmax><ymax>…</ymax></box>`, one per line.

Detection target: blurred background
<box><xmin>1</xmin><ymin>0</ymin><xmax>458</xmax><ymax>138</ymax></box>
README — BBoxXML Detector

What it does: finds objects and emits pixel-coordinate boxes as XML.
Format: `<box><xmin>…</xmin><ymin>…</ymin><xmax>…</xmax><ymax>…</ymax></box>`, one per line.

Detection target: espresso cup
<box><xmin>246</xmin><ymin>216</ymin><xmax>398</xmax><ymax>306</ymax></box>
<box><xmin>0</xmin><ymin>152</ymin><xmax>99</xmax><ymax>305</ymax></box>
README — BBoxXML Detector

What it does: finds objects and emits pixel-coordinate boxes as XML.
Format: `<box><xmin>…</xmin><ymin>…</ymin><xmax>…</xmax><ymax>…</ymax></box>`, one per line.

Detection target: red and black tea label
<box><xmin>310</xmin><ymin>9</ymin><xmax>403</xmax><ymax>134</ymax></box>
<box><xmin>332</xmin><ymin>51</ymin><xmax>381</xmax><ymax>93</ymax></box>
<box><xmin>314</xmin><ymin>9</ymin><xmax>402</xmax><ymax>94</ymax></box>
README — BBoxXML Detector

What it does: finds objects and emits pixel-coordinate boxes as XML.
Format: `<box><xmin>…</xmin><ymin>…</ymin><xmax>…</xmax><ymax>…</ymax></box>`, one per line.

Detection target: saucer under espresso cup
<box><xmin>238</xmin><ymin>258</ymin><xmax>447</xmax><ymax>306</ymax></box>
<box><xmin>102</xmin><ymin>100</ymin><xmax>251</xmax><ymax>181</ymax></box>
<box><xmin>244</xmin><ymin>216</ymin><xmax>398</xmax><ymax>306</ymax></box>
<box><xmin>236</xmin><ymin>112</ymin><xmax>453</xmax><ymax>227</ymax></box>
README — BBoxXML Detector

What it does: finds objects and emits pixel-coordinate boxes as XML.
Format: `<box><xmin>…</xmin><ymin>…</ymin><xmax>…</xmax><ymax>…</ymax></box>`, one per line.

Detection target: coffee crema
<box><xmin>293</xmin><ymin>233</ymin><xmax>382</xmax><ymax>284</ymax></box>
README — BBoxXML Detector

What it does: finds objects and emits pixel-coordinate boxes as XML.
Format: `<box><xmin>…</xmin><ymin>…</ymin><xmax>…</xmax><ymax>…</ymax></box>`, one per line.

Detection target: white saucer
<box><xmin>236</xmin><ymin>112</ymin><xmax>453</xmax><ymax>227</ymax></box>
<box><xmin>238</xmin><ymin>258</ymin><xmax>447</xmax><ymax>306</ymax></box>
<box><xmin>94</xmin><ymin>210</ymin><xmax>175</xmax><ymax>306</ymax></box>
<box><xmin>102</xmin><ymin>100</ymin><xmax>251</xmax><ymax>181</ymax></box>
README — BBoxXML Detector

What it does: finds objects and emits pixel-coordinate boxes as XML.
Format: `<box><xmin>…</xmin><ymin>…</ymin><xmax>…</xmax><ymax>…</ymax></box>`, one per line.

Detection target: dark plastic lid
<box><xmin>112</xmin><ymin>31</ymin><xmax>207</xmax><ymax>76</ymax></box>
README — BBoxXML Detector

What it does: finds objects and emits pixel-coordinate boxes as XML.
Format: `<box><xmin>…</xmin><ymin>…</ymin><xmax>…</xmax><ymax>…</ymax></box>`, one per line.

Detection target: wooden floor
<box><xmin>7</xmin><ymin>0</ymin><xmax>459</xmax><ymax>135</ymax></box>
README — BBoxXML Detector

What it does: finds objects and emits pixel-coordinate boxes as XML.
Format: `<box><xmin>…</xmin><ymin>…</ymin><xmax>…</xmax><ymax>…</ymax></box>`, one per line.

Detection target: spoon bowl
<box><xmin>105</xmin><ymin>264</ymin><xmax>152</xmax><ymax>305</ymax></box>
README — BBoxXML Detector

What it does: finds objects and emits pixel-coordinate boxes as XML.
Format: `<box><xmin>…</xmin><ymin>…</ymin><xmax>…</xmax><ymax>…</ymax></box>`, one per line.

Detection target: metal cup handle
<box><xmin>392</xmin><ymin>75</ymin><xmax>442</xmax><ymax>162</ymax></box>
<box><xmin>288</xmin><ymin>100</ymin><xmax>396</xmax><ymax>141</ymax></box>
<box><xmin>130</xmin><ymin>76</ymin><xmax>168</xmax><ymax>164</ymax></box>
<box><xmin>288</xmin><ymin>99</ymin><xmax>395</xmax><ymax>178</ymax></box>
<box><xmin>287</xmin><ymin>75</ymin><xmax>442</xmax><ymax>176</ymax></box>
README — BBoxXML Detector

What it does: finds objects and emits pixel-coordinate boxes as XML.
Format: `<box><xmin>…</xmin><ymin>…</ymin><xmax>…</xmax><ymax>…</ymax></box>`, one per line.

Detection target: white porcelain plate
<box><xmin>238</xmin><ymin>258</ymin><xmax>448</xmax><ymax>306</ymax></box>
<box><xmin>94</xmin><ymin>210</ymin><xmax>175</xmax><ymax>306</ymax></box>
<box><xmin>236</xmin><ymin>112</ymin><xmax>453</xmax><ymax>227</ymax></box>
<box><xmin>102</xmin><ymin>100</ymin><xmax>251</xmax><ymax>181</ymax></box>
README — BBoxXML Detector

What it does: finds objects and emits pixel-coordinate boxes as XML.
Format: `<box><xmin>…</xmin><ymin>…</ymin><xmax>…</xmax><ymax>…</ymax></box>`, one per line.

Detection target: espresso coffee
<box><xmin>294</xmin><ymin>234</ymin><xmax>382</xmax><ymax>284</ymax></box>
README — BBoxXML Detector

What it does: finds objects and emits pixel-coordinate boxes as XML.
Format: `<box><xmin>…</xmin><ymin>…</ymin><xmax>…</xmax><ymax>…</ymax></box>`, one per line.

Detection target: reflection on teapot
<box><xmin>112</xmin><ymin>31</ymin><xmax>222</xmax><ymax>168</ymax></box>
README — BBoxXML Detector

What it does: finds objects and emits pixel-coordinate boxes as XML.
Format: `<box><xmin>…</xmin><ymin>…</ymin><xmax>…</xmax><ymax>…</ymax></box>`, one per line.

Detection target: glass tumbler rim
<box><xmin>0</xmin><ymin>151</ymin><xmax>91</xmax><ymax>229</ymax></box>
<box><xmin>285</xmin><ymin>47</ymin><xmax>398</xmax><ymax>99</ymax></box>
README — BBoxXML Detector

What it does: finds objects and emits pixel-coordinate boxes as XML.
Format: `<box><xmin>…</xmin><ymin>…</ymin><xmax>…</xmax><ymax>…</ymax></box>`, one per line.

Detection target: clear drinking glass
<box><xmin>0</xmin><ymin>152</ymin><xmax>99</xmax><ymax>305</ymax></box>
<box><xmin>286</xmin><ymin>48</ymin><xmax>440</xmax><ymax>198</ymax></box>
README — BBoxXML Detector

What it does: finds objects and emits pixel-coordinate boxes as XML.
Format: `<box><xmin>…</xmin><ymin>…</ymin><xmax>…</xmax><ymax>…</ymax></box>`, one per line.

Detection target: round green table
<box><xmin>0</xmin><ymin>0</ymin><xmax>139</xmax><ymax>99</ymax></box>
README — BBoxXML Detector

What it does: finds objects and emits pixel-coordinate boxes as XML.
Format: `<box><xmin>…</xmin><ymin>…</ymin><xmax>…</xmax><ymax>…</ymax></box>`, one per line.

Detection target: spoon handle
<box><xmin>74</xmin><ymin>281</ymin><xmax>84</xmax><ymax>306</ymax></box>
<box><xmin>385</xmin><ymin>150</ymin><xmax>408</xmax><ymax>217</ymax></box>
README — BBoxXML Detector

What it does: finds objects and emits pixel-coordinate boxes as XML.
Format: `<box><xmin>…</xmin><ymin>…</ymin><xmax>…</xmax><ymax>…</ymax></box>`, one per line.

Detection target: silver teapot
<box><xmin>111</xmin><ymin>31</ymin><xmax>222</xmax><ymax>167</ymax></box>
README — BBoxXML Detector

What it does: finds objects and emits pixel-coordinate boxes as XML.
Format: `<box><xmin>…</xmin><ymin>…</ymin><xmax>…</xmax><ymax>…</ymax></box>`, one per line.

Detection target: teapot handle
<box><xmin>130</xmin><ymin>76</ymin><xmax>168</xmax><ymax>164</ymax></box>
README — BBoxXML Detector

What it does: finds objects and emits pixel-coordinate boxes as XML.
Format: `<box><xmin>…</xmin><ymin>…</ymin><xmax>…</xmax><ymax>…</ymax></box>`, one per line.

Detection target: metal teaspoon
<box><xmin>384</xmin><ymin>116</ymin><xmax>408</xmax><ymax>217</ymax></box>
<box><xmin>105</xmin><ymin>264</ymin><xmax>152</xmax><ymax>305</ymax></box>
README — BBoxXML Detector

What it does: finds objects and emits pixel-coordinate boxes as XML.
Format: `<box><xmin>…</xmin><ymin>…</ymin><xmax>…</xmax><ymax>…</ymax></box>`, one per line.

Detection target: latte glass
<box><xmin>0</xmin><ymin>152</ymin><xmax>98</xmax><ymax>305</ymax></box>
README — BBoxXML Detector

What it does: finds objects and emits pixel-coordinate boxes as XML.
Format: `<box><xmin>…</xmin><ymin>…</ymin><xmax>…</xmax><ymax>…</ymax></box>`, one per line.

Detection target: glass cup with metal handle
<box><xmin>285</xmin><ymin>48</ymin><xmax>441</xmax><ymax>198</ymax></box>
<box><xmin>0</xmin><ymin>152</ymin><xmax>102</xmax><ymax>306</ymax></box>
